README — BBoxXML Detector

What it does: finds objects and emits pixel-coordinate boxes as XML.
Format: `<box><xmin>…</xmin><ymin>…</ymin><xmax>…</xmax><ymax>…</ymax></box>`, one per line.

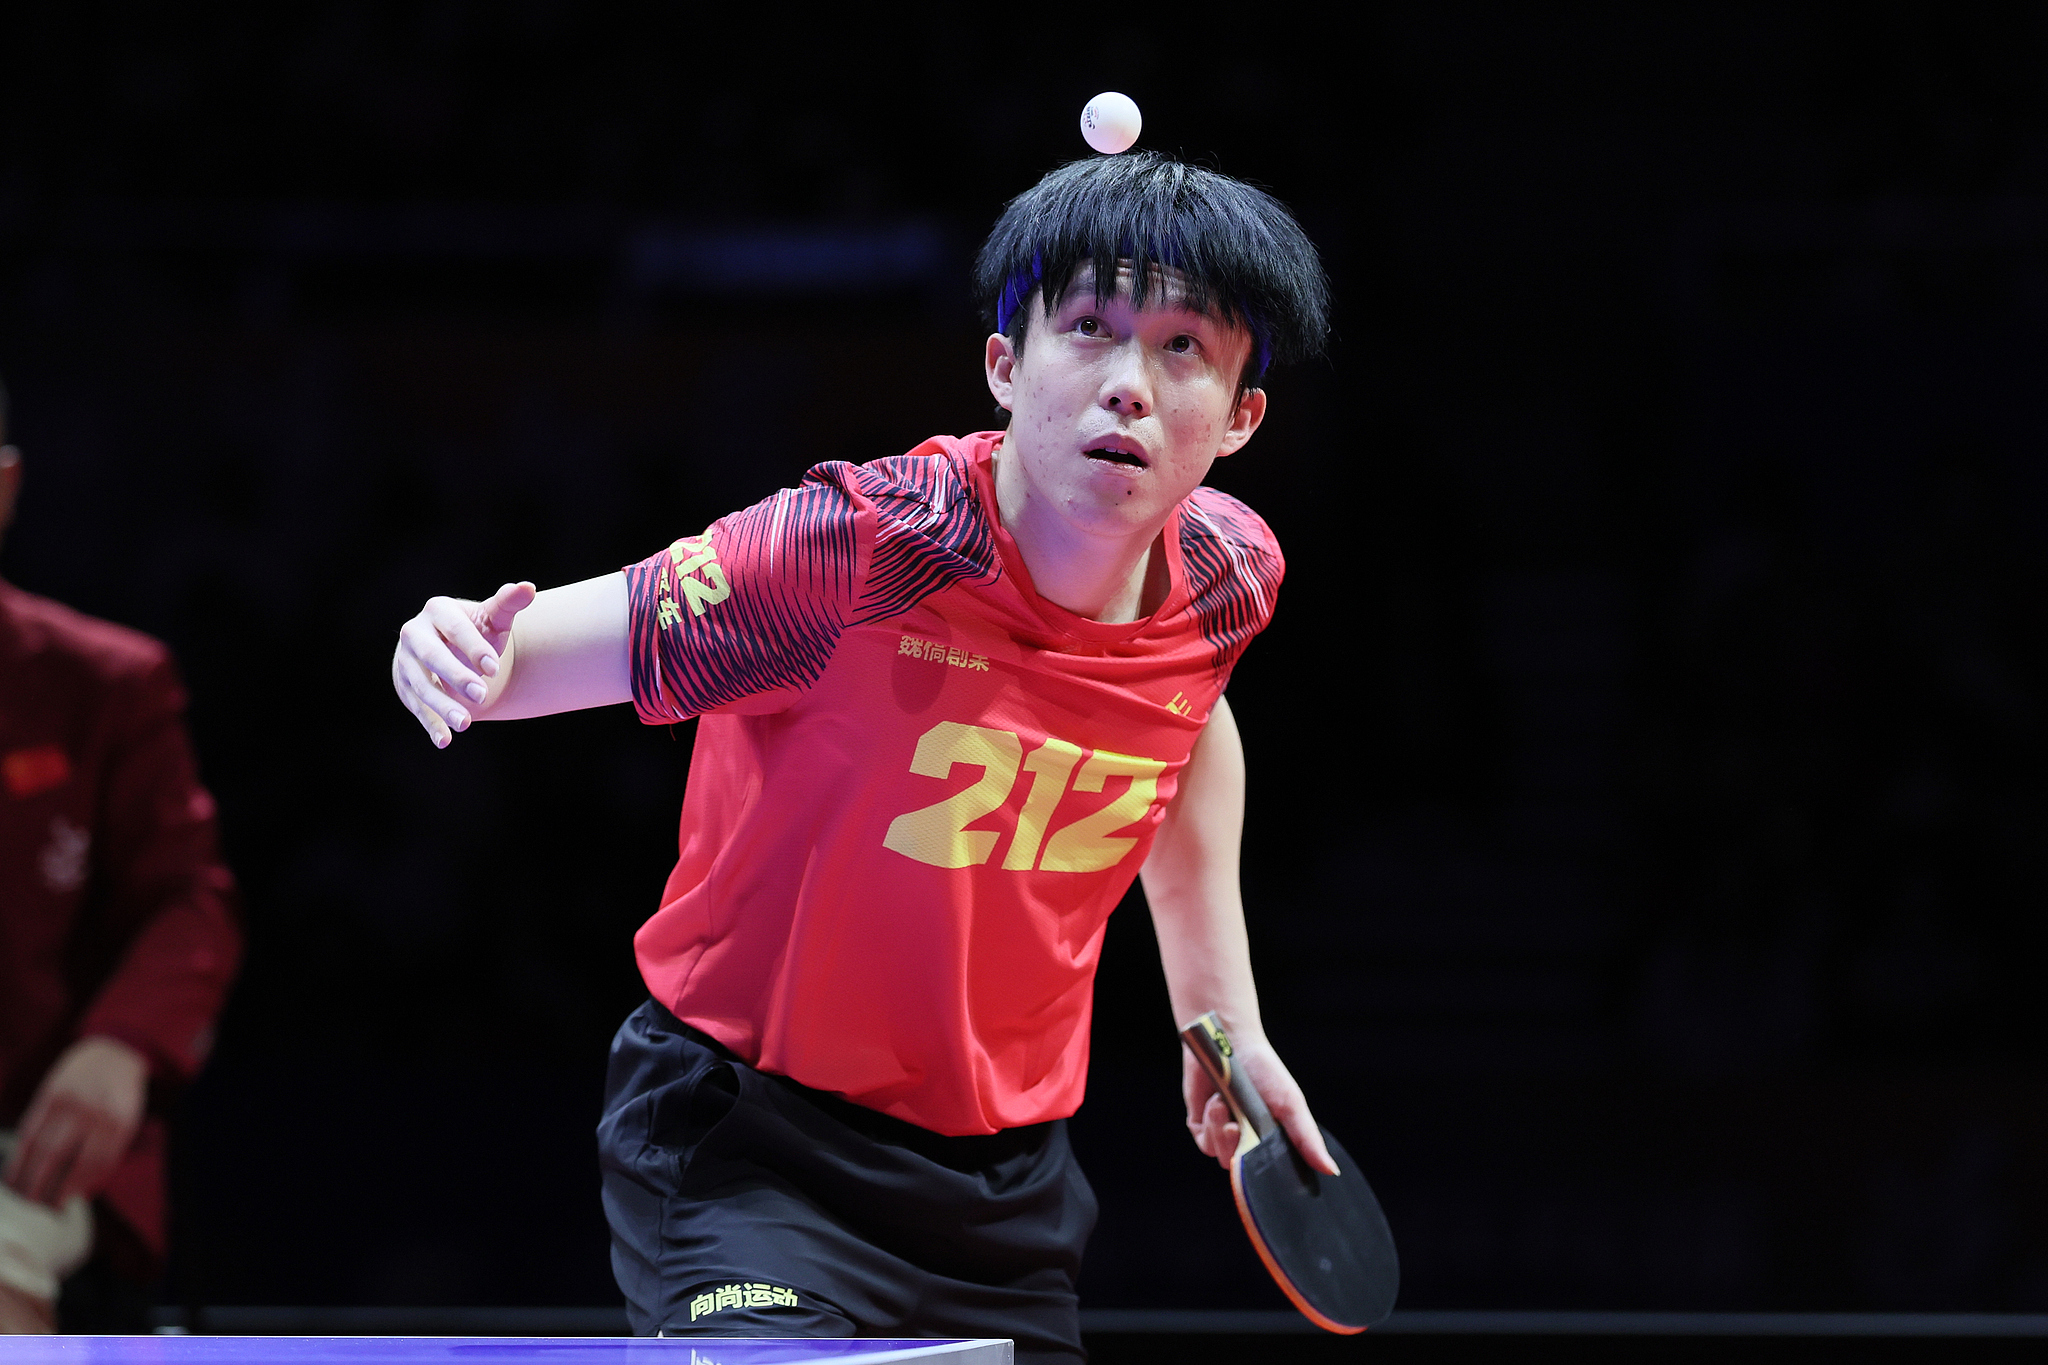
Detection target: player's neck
<box><xmin>1030</xmin><ymin>534</ymin><xmax>1166</xmax><ymax>624</ymax></box>
<box><xmin>996</xmin><ymin>486</ymin><xmax>1171</xmax><ymax>624</ymax></box>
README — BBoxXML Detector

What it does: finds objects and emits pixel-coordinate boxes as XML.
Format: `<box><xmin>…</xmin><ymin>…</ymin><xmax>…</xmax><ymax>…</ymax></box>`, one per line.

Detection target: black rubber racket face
<box><xmin>1231</xmin><ymin>1125</ymin><xmax>1399</xmax><ymax>1332</ymax></box>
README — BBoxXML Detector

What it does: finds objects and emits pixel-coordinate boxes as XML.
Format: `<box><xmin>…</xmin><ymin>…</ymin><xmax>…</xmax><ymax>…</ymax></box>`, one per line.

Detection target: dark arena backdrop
<box><xmin>4</xmin><ymin>0</ymin><xmax>2048</xmax><ymax>1338</ymax></box>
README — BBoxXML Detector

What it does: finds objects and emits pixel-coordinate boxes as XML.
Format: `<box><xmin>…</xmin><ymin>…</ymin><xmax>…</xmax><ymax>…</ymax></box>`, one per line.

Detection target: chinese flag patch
<box><xmin>3</xmin><ymin>744</ymin><xmax>72</xmax><ymax>798</ymax></box>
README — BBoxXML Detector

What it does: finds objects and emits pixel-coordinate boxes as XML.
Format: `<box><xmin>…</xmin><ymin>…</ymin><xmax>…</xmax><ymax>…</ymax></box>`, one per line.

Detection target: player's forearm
<box><xmin>478</xmin><ymin>572</ymin><xmax>633</xmax><ymax>720</ymax></box>
<box><xmin>1149</xmin><ymin>882</ymin><xmax>1263</xmax><ymax>1038</ymax></box>
<box><xmin>1142</xmin><ymin>695</ymin><xmax>1266</xmax><ymax>1038</ymax></box>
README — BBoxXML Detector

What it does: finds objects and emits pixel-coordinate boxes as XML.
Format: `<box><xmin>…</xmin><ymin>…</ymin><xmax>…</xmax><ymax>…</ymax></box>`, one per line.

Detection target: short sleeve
<box><xmin>626</xmin><ymin>466</ymin><xmax>870</xmax><ymax>722</ymax></box>
<box><xmin>1177</xmin><ymin>487</ymin><xmax>1286</xmax><ymax>682</ymax></box>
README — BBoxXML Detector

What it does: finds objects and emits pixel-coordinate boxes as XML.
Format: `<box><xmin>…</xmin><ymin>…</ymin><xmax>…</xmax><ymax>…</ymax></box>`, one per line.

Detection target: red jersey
<box><xmin>625</xmin><ymin>433</ymin><xmax>1281</xmax><ymax>1135</ymax></box>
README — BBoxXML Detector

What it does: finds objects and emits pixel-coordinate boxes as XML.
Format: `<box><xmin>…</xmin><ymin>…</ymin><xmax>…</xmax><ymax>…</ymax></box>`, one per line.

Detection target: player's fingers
<box><xmin>1213</xmin><ymin>1104</ymin><xmax>1239</xmax><ymax>1167</ymax></box>
<box><xmin>401</xmin><ymin>614</ymin><xmax>490</xmax><ymax>704</ymax></box>
<box><xmin>1181</xmin><ymin>1058</ymin><xmax>1213</xmax><ymax>1120</ymax></box>
<box><xmin>424</xmin><ymin>600</ymin><xmax>503</xmax><ymax>678</ymax></box>
<box><xmin>390</xmin><ymin>648</ymin><xmax>440</xmax><ymax>735</ymax></box>
<box><xmin>1265</xmin><ymin>1087</ymin><xmax>1340</xmax><ymax>1177</ymax></box>
<box><xmin>1200</xmin><ymin>1094</ymin><xmax>1238</xmax><ymax>1169</ymax></box>
<box><xmin>1290</xmin><ymin>1116</ymin><xmax>1339</xmax><ymax>1177</ymax></box>
<box><xmin>395</xmin><ymin>650</ymin><xmax>469</xmax><ymax>730</ymax></box>
<box><xmin>393</xmin><ymin>635</ymin><xmax>477</xmax><ymax>731</ymax></box>
<box><xmin>1181</xmin><ymin>1057</ymin><xmax>1240</xmax><ymax>1168</ymax></box>
<box><xmin>403</xmin><ymin>601</ymin><xmax>496</xmax><ymax>696</ymax></box>
<box><xmin>1182</xmin><ymin>1058</ymin><xmax>1217</xmax><ymax>1132</ymax></box>
<box><xmin>392</xmin><ymin>660</ymin><xmax>456</xmax><ymax>748</ymax></box>
<box><xmin>404</xmin><ymin>673</ymin><xmax>469</xmax><ymax>741</ymax></box>
<box><xmin>476</xmin><ymin>582</ymin><xmax>536</xmax><ymax>643</ymax></box>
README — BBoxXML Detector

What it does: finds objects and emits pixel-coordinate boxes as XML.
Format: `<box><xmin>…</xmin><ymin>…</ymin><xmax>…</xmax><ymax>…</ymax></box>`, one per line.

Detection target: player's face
<box><xmin>985</xmin><ymin>263</ymin><xmax>1265</xmax><ymax>547</ymax></box>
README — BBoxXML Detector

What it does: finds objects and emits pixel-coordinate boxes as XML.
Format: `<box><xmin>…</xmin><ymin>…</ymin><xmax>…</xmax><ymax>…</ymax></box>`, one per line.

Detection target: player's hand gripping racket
<box><xmin>1179</xmin><ymin>1013</ymin><xmax>1399</xmax><ymax>1333</ymax></box>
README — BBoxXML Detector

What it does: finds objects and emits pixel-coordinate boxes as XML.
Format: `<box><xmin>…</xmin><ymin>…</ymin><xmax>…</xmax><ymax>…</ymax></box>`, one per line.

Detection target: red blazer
<box><xmin>0</xmin><ymin>579</ymin><xmax>242</xmax><ymax>1266</ymax></box>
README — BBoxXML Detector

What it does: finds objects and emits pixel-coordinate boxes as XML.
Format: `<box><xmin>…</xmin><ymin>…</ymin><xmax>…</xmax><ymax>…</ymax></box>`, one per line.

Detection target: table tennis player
<box><xmin>0</xmin><ymin>380</ymin><xmax>244</xmax><ymax>1334</ymax></box>
<box><xmin>389</xmin><ymin>152</ymin><xmax>1336</xmax><ymax>1364</ymax></box>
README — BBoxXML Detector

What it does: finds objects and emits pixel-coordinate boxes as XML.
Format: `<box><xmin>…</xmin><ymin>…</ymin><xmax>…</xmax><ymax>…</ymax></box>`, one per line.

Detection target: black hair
<box><xmin>973</xmin><ymin>152</ymin><xmax>1330</xmax><ymax>391</ymax></box>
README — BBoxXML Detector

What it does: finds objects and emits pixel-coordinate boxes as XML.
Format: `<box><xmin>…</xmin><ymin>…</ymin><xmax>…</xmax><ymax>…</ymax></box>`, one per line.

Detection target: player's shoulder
<box><xmin>1179</xmin><ymin>484</ymin><xmax>1285</xmax><ymax>576</ymax></box>
<box><xmin>715</xmin><ymin>439</ymin><xmax>994</xmax><ymax>596</ymax></box>
<box><xmin>785</xmin><ymin>437</ymin><xmax>992</xmax><ymax>558</ymax></box>
<box><xmin>1173</xmin><ymin>487</ymin><xmax>1285</xmax><ymax>666</ymax></box>
<box><xmin>801</xmin><ymin>435</ymin><xmax>980</xmax><ymax>520</ymax></box>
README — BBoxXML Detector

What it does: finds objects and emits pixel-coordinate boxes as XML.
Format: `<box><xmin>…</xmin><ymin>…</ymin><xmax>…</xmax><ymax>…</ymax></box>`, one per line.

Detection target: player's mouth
<box><xmin>1083</xmin><ymin>441</ymin><xmax>1150</xmax><ymax>469</ymax></box>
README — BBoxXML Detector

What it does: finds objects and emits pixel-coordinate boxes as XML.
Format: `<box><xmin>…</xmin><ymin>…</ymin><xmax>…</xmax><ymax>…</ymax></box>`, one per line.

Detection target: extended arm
<box><xmin>391</xmin><ymin>572</ymin><xmax>631</xmax><ymax>747</ymax></box>
<box><xmin>1141</xmin><ymin>694</ymin><xmax>1338</xmax><ymax>1175</ymax></box>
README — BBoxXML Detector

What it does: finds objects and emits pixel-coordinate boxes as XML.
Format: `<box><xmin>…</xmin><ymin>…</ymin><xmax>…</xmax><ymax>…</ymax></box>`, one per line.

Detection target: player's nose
<box><xmin>1101</xmin><ymin>343</ymin><xmax>1152</xmax><ymax>417</ymax></box>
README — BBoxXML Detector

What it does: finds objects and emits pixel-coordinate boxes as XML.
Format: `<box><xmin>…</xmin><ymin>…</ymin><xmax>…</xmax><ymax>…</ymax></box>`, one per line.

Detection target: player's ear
<box><xmin>1215</xmin><ymin>388</ymin><xmax>1266</xmax><ymax>459</ymax></box>
<box><xmin>985</xmin><ymin>333</ymin><xmax>1018</xmax><ymax>414</ymax></box>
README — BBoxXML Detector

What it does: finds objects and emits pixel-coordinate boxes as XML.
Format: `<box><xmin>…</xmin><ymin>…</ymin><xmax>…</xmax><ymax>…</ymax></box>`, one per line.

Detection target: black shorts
<box><xmin>597</xmin><ymin>1000</ymin><xmax>1097</xmax><ymax>1363</ymax></box>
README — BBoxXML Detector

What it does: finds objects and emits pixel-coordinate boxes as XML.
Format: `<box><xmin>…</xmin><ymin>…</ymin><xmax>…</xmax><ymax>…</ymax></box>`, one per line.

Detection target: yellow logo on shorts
<box><xmin>689</xmin><ymin>1282</ymin><xmax>798</xmax><ymax>1321</ymax></box>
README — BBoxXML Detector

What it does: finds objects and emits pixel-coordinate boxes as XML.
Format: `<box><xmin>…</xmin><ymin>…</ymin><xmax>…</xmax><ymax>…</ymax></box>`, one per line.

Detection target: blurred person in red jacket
<box><xmin>0</xmin><ymin>380</ymin><xmax>242</xmax><ymax>1333</ymax></box>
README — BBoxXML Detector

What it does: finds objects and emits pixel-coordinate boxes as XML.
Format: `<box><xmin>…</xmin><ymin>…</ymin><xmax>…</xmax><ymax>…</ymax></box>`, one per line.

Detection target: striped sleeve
<box><xmin>1178</xmin><ymin>487</ymin><xmax>1286</xmax><ymax>680</ymax></box>
<box><xmin>625</xmin><ymin>465</ymin><xmax>867</xmax><ymax>722</ymax></box>
<box><xmin>624</xmin><ymin>447</ymin><xmax>1002</xmax><ymax>722</ymax></box>
<box><xmin>851</xmin><ymin>449</ymin><xmax>1002</xmax><ymax>625</ymax></box>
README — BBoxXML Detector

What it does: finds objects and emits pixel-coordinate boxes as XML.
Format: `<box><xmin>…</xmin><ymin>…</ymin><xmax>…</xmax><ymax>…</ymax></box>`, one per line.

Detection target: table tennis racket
<box><xmin>1179</xmin><ymin>1012</ymin><xmax>1399</xmax><ymax>1333</ymax></box>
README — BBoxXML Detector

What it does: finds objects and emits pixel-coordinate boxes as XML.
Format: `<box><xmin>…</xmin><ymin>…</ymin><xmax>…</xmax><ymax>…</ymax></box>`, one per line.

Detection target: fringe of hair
<box><xmin>973</xmin><ymin>153</ymin><xmax>1330</xmax><ymax>384</ymax></box>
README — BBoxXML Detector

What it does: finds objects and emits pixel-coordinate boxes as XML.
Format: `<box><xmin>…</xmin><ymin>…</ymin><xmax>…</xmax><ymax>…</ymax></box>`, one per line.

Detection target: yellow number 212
<box><xmin>882</xmin><ymin>721</ymin><xmax>1167</xmax><ymax>873</ymax></box>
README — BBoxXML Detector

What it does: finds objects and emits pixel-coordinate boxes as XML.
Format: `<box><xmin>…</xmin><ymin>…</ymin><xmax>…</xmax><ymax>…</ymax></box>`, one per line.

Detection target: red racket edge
<box><xmin>1228</xmin><ymin>1156</ymin><xmax>1368</xmax><ymax>1336</ymax></box>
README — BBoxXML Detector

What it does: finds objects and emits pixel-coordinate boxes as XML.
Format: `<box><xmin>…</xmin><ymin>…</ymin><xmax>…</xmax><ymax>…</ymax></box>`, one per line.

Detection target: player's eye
<box><xmin>1166</xmin><ymin>335</ymin><xmax>1197</xmax><ymax>354</ymax></box>
<box><xmin>1076</xmin><ymin>317</ymin><xmax>1103</xmax><ymax>336</ymax></box>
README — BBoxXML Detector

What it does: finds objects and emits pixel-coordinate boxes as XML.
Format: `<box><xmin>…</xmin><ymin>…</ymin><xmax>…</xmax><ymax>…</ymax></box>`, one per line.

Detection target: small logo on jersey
<box><xmin>660</xmin><ymin>533</ymin><xmax>732</xmax><ymax>626</ymax></box>
<box><xmin>3</xmin><ymin>744</ymin><xmax>71</xmax><ymax>798</ymax></box>
<box><xmin>898</xmin><ymin>634</ymin><xmax>990</xmax><ymax>672</ymax></box>
<box><xmin>689</xmin><ymin>1282</ymin><xmax>799</xmax><ymax>1321</ymax></box>
<box><xmin>1165</xmin><ymin>691</ymin><xmax>1195</xmax><ymax>718</ymax></box>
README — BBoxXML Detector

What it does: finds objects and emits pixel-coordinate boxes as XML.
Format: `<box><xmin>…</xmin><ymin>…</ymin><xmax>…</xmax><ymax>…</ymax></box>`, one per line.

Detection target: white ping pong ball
<box><xmin>1081</xmin><ymin>92</ymin><xmax>1142</xmax><ymax>155</ymax></box>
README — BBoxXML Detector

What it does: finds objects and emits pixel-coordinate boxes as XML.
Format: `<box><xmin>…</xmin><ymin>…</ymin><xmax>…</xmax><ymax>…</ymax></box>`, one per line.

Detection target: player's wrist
<box><xmin>1174</xmin><ymin>1001</ymin><xmax>1264</xmax><ymax>1044</ymax></box>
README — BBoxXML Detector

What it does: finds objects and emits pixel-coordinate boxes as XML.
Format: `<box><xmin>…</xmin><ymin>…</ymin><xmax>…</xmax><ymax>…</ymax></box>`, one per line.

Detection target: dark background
<box><xmin>3</xmin><ymin>1</ymin><xmax>2047</xmax><ymax>1318</ymax></box>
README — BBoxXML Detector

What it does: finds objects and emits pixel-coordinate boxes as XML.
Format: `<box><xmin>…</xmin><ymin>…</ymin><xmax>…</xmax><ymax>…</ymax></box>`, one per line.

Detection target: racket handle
<box><xmin>1179</xmin><ymin>1012</ymin><xmax>1277</xmax><ymax>1141</ymax></box>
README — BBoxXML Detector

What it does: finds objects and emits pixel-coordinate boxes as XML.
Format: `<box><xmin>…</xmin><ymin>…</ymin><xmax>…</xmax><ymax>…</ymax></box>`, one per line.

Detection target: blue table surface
<box><xmin>0</xmin><ymin>1341</ymin><xmax>1006</xmax><ymax>1365</ymax></box>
